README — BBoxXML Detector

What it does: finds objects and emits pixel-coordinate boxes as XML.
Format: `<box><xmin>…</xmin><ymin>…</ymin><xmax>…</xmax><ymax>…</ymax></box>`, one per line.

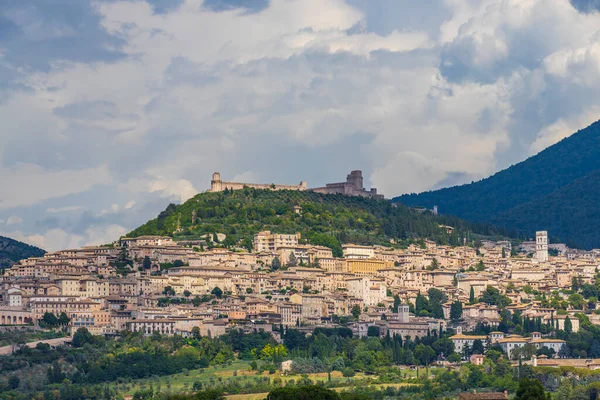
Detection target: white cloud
<box><xmin>1</xmin><ymin>224</ymin><xmax>127</xmax><ymax>252</ymax></box>
<box><xmin>530</xmin><ymin>106</ymin><xmax>600</xmax><ymax>154</ymax></box>
<box><xmin>6</xmin><ymin>216</ymin><xmax>23</xmax><ymax>225</ymax></box>
<box><xmin>0</xmin><ymin>164</ymin><xmax>112</xmax><ymax>210</ymax></box>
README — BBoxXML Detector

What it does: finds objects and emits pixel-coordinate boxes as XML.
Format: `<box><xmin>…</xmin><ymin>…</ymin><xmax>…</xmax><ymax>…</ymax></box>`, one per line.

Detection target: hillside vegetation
<box><xmin>128</xmin><ymin>188</ymin><xmax>511</xmax><ymax>255</ymax></box>
<box><xmin>0</xmin><ymin>235</ymin><xmax>45</xmax><ymax>269</ymax></box>
<box><xmin>395</xmin><ymin>119</ymin><xmax>600</xmax><ymax>248</ymax></box>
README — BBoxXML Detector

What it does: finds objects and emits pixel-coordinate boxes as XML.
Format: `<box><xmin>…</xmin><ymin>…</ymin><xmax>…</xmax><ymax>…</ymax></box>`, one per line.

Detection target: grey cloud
<box><xmin>0</xmin><ymin>1</ymin><xmax>125</xmax><ymax>72</ymax></box>
<box><xmin>165</xmin><ymin>57</ymin><xmax>221</xmax><ymax>87</ymax></box>
<box><xmin>202</xmin><ymin>0</ymin><xmax>269</xmax><ymax>14</ymax></box>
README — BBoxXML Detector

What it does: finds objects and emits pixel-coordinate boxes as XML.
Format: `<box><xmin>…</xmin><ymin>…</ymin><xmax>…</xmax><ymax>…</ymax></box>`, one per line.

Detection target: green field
<box><xmin>115</xmin><ymin>361</ymin><xmax>422</xmax><ymax>398</ymax></box>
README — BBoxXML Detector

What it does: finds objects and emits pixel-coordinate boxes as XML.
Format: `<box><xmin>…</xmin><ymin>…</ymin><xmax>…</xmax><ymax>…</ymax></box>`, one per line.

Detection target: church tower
<box><xmin>536</xmin><ymin>231</ymin><xmax>548</xmax><ymax>262</ymax></box>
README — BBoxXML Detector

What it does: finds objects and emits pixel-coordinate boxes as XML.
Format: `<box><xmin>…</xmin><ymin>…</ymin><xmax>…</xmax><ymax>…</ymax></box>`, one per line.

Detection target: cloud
<box><xmin>46</xmin><ymin>206</ymin><xmax>85</xmax><ymax>213</ymax></box>
<box><xmin>0</xmin><ymin>164</ymin><xmax>112</xmax><ymax>210</ymax></box>
<box><xmin>6</xmin><ymin>216</ymin><xmax>23</xmax><ymax>225</ymax></box>
<box><xmin>1</xmin><ymin>224</ymin><xmax>127</xmax><ymax>252</ymax></box>
<box><xmin>2</xmin><ymin>0</ymin><xmax>600</xmax><ymax>249</ymax></box>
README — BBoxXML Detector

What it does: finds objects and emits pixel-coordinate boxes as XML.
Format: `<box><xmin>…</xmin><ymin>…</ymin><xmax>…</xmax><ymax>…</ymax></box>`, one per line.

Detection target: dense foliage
<box><xmin>0</xmin><ymin>235</ymin><xmax>45</xmax><ymax>269</ymax></box>
<box><xmin>395</xmin><ymin>119</ymin><xmax>600</xmax><ymax>248</ymax></box>
<box><xmin>128</xmin><ymin>188</ymin><xmax>511</xmax><ymax>254</ymax></box>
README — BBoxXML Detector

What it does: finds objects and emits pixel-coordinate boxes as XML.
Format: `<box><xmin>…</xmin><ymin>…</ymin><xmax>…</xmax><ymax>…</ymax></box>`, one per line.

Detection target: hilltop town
<box><xmin>2</xmin><ymin>226</ymin><xmax>597</xmax><ymax>360</ymax></box>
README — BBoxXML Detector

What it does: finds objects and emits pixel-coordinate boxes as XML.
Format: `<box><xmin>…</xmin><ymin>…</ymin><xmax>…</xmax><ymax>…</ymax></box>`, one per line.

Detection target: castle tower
<box><xmin>346</xmin><ymin>170</ymin><xmax>364</xmax><ymax>190</ymax></box>
<box><xmin>210</xmin><ymin>172</ymin><xmax>222</xmax><ymax>192</ymax></box>
<box><xmin>536</xmin><ymin>231</ymin><xmax>548</xmax><ymax>262</ymax></box>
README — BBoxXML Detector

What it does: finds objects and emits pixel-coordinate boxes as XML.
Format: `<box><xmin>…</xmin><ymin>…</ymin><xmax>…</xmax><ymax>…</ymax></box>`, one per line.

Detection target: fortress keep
<box><xmin>312</xmin><ymin>170</ymin><xmax>383</xmax><ymax>199</ymax></box>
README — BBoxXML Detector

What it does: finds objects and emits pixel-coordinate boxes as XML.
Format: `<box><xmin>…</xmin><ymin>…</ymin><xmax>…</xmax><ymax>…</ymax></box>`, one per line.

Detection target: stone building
<box><xmin>311</xmin><ymin>170</ymin><xmax>383</xmax><ymax>198</ymax></box>
<box><xmin>209</xmin><ymin>172</ymin><xmax>307</xmax><ymax>192</ymax></box>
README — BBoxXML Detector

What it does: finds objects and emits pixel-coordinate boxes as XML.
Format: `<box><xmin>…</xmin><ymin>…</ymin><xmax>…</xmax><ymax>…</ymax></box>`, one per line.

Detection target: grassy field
<box><xmin>116</xmin><ymin>361</ymin><xmax>424</xmax><ymax>398</ymax></box>
<box><xmin>223</xmin><ymin>382</ymin><xmax>420</xmax><ymax>400</ymax></box>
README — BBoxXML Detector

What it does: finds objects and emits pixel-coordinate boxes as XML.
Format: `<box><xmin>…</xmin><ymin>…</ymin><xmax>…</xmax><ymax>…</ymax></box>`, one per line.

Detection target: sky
<box><xmin>2</xmin><ymin>0</ymin><xmax>600</xmax><ymax>251</ymax></box>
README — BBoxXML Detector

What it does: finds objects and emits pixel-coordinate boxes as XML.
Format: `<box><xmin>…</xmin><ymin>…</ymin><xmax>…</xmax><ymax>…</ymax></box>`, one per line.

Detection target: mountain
<box><xmin>394</xmin><ymin>119</ymin><xmax>600</xmax><ymax>248</ymax></box>
<box><xmin>128</xmin><ymin>188</ymin><xmax>511</xmax><ymax>255</ymax></box>
<box><xmin>0</xmin><ymin>235</ymin><xmax>45</xmax><ymax>269</ymax></box>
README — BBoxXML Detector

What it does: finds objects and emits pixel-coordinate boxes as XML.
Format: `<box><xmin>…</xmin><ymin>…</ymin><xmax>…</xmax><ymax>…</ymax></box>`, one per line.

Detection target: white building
<box><xmin>346</xmin><ymin>277</ymin><xmax>386</xmax><ymax>306</ymax></box>
<box><xmin>536</xmin><ymin>231</ymin><xmax>549</xmax><ymax>262</ymax></box>
<box><xmin>342</xmin><ymin>244</ymin><xmax>375</xmax><ymax>259</ymax></box>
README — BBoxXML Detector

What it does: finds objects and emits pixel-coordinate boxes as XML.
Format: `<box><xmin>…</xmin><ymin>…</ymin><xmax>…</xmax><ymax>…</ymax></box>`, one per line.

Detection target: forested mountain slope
<box><xmin>128</xmin><ymin>189</ymin><xmax>511</xmax><ymax>256</ymax></box>
<box><xmin>394</xmin><ymin>119</ymin><xmax>600</xmax><ymax>248</ymax></box>
<box><xmin>0</xmin><ymin>235</ymin><xmax>45</xmax><ymax>269</ymax></box>
<box><xmin>490</xmin><ymin>170</ymin><xmax>600</xmax><ymax>249</ymax></box>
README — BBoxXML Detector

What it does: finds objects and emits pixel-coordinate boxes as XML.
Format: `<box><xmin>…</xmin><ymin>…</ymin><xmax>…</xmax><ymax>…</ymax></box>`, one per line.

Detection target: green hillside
<box><xmin>394</xmin><ymin>119</ymin><xmax>600</xmax><ymax>248</ymax></box>
<box><xmin>128</xmin><ymin>188</ymin><xmax>511</xmax><ymax>255</ymax></box>
<box><xmin>0</xmin><ymin>235</ymin><xmax>45</xmax><ymax>269</ymax></box>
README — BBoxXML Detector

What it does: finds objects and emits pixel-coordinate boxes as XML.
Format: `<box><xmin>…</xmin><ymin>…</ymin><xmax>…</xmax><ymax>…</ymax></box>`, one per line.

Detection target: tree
<box><xmin>173</xmin><ymin>259</ymin><xmax>185</xmax><ymax>268</ymax></box>
<box><xmin>572</xmin><ymin>276</ymin><xmax>581</xmax><ymax>292</ymax></box>
<box><xmin>288</xmin><ymin>253</ymin><xmax>297</xmax><ymax>267</ymax></box>
<box><xmin>502</xmin><ymin>247</ymin><xmax>506</xmax><ymax>258</ymax></box>
<box><xmin>568</xmin><ymin>293</ymin><xmax>585</xmax><ymax>310</ymax></box>
<box><xmin>367</xmin><ymin>326</ymin><xmax>380</xmax><ymax>337</ymax></box>
<box><xmin>472</xmin><ymin>339</ymin><xmax>485</xmax><ymax>355</ymax></box>
<box><xmin>8</xmin><ymin>375</ymin><xmax>19</xmax><ymax>390</ymax></box>
<box><xmin>480</xmin><ymin>286</ymin><xmax>511</xmax><ymax>308</ymax></box>
<box><xmin>163</xmin><ymin>286</ymin><xmax>176</xmax><ymax>296</ymax></box>
<box><xmin>414</xmin><ymin>344</ymin><xmax>436</xmax><ymax>365</ymax></box>
<box><xmin>183</xmin><ymin>290</ymin><xmax>192</xmax><ymax>297</ymax></box>
<box><xmin>564</xmin><ymin>316</ymin><xmax>573</xmax><ymax>334</ymax></box>
<box><xmin>191</xmin><ymin>326</ymin><xmax>201</xmax><ymax>339</ymax></box>
<box><xmin>211</xmin><ymin>287</ymin><xmax>223</xmax><ymax>298</ymax></box>
<box><xmin>271</xmin><ymin>257</ymin><xmax>282</xmax><ymax>271</ymax></box>
<box><xmin>475</xmin><ymin>260</ymin><xmax>485</xmax><ymax>271</ymax></box>
<box><xmin>42</xmin><ymin>312</ymin><xmax>59</xmax><ymax>326</ymax></box>
<box><xmin>351</xmin><ymin>305</ymin><xmax>361</xmax><ymax>320</ymax></box>
<box><xmin>450</xmin><ymin>301</ymin><xmax>463</xmax><ymax>321</ymax></box>
<box><xmin>143</xmin><ymin>256</ymin><xmax>152</xmax><ymax>270</ymax></box>
<box><xmin>469</xmin><ymin>287</ymin><xmax>475</xmax><ymax>303</ymax></box>
<box><xmin>58</xmin><ymin>312</ymin><xmax>70</xmax><ymax>325</ymax></box>
<box><xmin>267</xmin><ymin>385</ymin><xmax>340</xmax><ymax>400</ymax></box>
<box><xmin>515</xmin><ymin>377</ymin><xmax>550</xmax><ymax>400</ymax></box>
<box><xmin>415</xmin><ymin>293</ymin><xmax>429</xmax><ymax>315</ymax></box>
<box><xmin>72</xmin><ymin>327</ymin><xmax>94</xmax><ymax>348</ymax></box>
<box><xmin>392</xmin><ymin>295</ymin><xmax>401</xmax><ymax>313</ymax></box>
<box><xmin>428</xmin><ymin>258</ymin><xmax>439</xmax><ymax>270</ymax></box>
<box><xmin>47</xmin><ymin>361</ymin><xmax>66</xmax><ymax>384</ymax></box>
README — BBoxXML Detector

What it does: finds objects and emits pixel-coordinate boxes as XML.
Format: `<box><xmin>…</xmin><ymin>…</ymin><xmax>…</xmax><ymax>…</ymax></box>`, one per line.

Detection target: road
<box><xmin>0</xmin><ymin>336</ymin><xmax>71</xmax><ymax>356</ymax></box>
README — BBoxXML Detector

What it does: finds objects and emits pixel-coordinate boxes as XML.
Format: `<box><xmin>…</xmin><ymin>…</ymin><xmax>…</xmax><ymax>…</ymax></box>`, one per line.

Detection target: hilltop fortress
<box><xmin>209</xmin><ymin>170</ymin><xmax>383</xmax><ymax>198</ymax></box>
<box><xmin>209</xmin><ymin>172</ymin><xmax>308</xmax><ymax>193</ymax></box>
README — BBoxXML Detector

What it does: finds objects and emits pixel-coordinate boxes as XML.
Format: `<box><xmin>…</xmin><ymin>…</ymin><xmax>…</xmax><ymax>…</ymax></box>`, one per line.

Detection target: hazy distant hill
<box><xmin>0</xmin><ymin>235</ymin><xmax>45</xmax><ymax>269</ymax></box>
<box><xmin>128</xmin><ymin>189</ymin><xmax>511</xmax><ymax>256</ymax></box>
<box><xmin>395</xmin><ymin>120</ymin><xmax>600</xmax><ymax>248</ymax></box>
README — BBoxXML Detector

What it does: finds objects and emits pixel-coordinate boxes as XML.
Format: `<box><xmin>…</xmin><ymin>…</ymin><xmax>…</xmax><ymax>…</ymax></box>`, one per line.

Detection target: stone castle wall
<box><xmin>209</xmin><ymin>174</ymin><xmax>307</xmax><ymax>192</ymax></box>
